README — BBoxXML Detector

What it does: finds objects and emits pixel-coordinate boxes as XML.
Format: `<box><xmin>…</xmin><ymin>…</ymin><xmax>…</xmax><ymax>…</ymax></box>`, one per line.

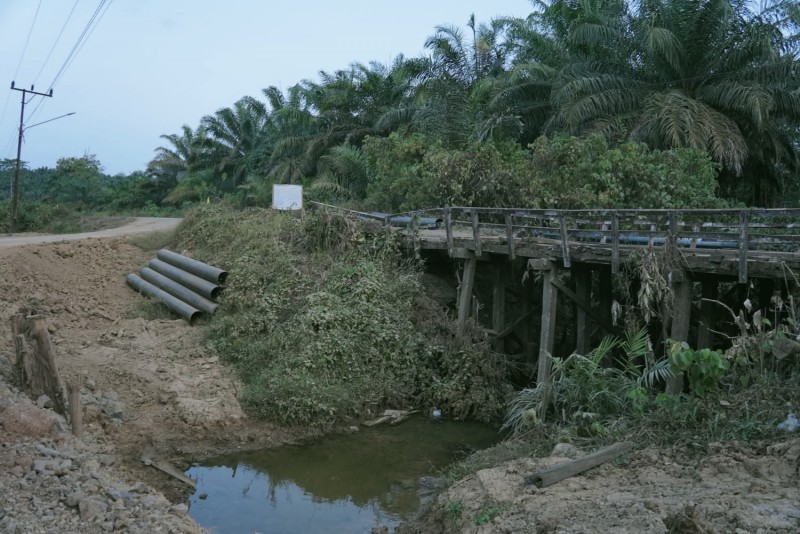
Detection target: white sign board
<box><xmin>272</xmin><ymin>184</ymin><xmax>303</xmax><ymax>210</ymax></box>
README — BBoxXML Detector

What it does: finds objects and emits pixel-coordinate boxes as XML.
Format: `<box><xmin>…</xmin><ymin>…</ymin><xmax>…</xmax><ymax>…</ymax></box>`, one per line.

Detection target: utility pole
<box><xmin>9</xmin><ymin>81</ymin><xmax>53</xmax><ymax>233</ymax></box>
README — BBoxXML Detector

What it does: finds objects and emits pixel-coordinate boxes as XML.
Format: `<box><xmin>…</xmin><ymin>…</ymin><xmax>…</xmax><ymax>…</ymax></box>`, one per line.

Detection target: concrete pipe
<box><xmin>140</xmin><ymin>267</ymin><xmax>219</xmax><ymax>315</ymax></box>
<box><xmin>148</xmin><ymin>259</ymin><xmax>221</xmax><ymax>300</ymax></box>
<box><xmin>126</xmin><ymin>274</ymin><xmax>200</xmax><ymax>324</ymax></box>
<box><xmin>157</xmin><ymin>249</ymin><xmax>228</xmax><ymax>285</ymax></box>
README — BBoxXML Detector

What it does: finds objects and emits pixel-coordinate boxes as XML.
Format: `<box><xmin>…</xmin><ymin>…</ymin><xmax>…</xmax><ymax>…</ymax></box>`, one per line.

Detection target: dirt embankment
<box><xmin>0</xmin><ymin>233</ymin><xmax>304</xmax><ymax>503</ymax></box>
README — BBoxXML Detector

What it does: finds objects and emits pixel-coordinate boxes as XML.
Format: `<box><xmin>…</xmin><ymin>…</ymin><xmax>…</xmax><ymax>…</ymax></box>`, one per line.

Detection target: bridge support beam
<box><xmin>492</xmin><ymin>259</ymin><xmax>507</xmax><ymax>352</ymax></box>
<box><xmin>697</xmin><ymin>277</ymin><xmax>717</xmax><ymax>350</ymax></box>
<box><xmin>667</xmin><ymin>271</ymin><xmax>692</xmax><ymax>394</ymax></box>
<box><xmin>574</xmin><ymin>265</ymin><xmax>591</xmax><ymax>355</ymax></box>
<box><xmin>457</xmin><ymin>253</ymin><xmax>477</xmax><ymax>336</ymax></box>
<box><xmin>535</xmin><ymin>261</ymin><xmax>559</xmax><ymax>394</ymax></box>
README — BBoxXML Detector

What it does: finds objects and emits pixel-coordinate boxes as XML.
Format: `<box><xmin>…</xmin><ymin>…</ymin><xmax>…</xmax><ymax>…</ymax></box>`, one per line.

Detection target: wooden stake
<box><xmin>68</xmin><ymin>382</ymin><xmax>82</xmax><ymax>440</ymax></box>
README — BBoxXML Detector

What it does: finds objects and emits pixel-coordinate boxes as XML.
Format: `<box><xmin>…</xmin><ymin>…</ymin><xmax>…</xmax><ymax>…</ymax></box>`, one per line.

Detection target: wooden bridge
<box><xmin>310</xmin><ymin>203</ymin><xmax>800</xmax><ymax>391</ymax></box>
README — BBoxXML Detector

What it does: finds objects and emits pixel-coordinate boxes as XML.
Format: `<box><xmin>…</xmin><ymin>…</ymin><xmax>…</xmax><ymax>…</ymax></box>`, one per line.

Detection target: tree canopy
<box><xmin>151</xmin><ymin>0</ymin><xmax>799</xmax><ymax>208</ymax></box>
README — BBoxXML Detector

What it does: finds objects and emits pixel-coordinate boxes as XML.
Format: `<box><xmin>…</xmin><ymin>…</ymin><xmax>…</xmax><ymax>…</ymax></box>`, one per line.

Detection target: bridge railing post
<box><xmin>471</xmin><ymin>210</ymin><xmax>481</xmax><ymax>256</ymax></box>
<box><xmin>445</xmin><ymin>208</ymin><xmax>454</xmax><ymax>257</ymax></box>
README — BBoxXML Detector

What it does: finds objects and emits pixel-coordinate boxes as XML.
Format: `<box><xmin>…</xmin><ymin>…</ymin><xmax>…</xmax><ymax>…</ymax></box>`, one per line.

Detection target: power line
<box><xmin>47</xmin><ymin>0</ymin><xmax>108</xmax><ymax>91</ymax></box>
<box><xmin>27</xmin><ymin>0</ymin><xmax>114</xmax><ymax>127</ymax></box>
<box><xmin>52</xmin><ymin>0</ymin><xmax>114</xmax><ymax>89</ymax></box>
<box><xmin>13</xmin><ymin>0</ymin><xmax>43</xmax><ymax>81</ymax></box>
<box><xmin>32</xmin><ymin>0</ymin><xmax>81</xmax><ymax>87</ymax></box>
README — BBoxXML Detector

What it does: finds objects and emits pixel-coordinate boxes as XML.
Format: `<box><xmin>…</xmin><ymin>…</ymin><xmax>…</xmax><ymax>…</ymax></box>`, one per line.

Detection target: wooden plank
<box><xmin>739</xmin><ymin>209</ymin><xmax>749</xmax><ymax>283</ymax></box>
<box><xmin>445</xmin><ymin>209</ymin><xmax>454</xmax><ymax>257</ymax></box>
<box><xmin>505</xmin><ymin>213</ymin><xmax>516</xmax><ymax>260</ymax></box>
<box><xmin>471</xmin><ymin>210</ymin><xmax>482</xmax><ymax>257</ymax></box>
<box><xmin>559</xmin><ymin>212</ymin><xmax>571</xmax><ymax>268</ymax></box>
<box><xmin>525</xmin><ymin>442</ymin><xmax>634</xmax><ymax>487</ymax></box>
<box><xmin>457</xmin><ymin>253</ymin><xmax>478</xmax><ymax>336</ymax></box>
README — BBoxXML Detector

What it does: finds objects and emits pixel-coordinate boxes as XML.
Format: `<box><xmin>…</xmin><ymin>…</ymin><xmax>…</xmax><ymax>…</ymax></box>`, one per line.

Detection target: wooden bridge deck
<box><xmin>312</xmin><ymin>203</ymin><xmax>800</xmax><ymax>282</ymax></box>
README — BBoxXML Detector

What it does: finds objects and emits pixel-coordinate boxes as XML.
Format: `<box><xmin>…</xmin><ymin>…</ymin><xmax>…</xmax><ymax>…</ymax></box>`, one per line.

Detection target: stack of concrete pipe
<box><xmin>126</xmin><ymin>249</ymin><xmax>227</xmax><ymax>324</ymax></box>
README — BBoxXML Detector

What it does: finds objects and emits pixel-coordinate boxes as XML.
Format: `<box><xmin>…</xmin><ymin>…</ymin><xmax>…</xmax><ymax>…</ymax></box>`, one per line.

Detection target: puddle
<box><xmin>186</xmin><ymin>417</ymin><xmax>498</xmax><ymax>533</ymax></box>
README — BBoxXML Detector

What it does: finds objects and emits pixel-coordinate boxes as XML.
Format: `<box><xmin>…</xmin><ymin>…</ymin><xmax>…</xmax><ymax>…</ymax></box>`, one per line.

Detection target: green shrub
<box><xmin>174</xmin><ymin>205</ymin><xmax>510</xmax><ymax>426</ymax></box>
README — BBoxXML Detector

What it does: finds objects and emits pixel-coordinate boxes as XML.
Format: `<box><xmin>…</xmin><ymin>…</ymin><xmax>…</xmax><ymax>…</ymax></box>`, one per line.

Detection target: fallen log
<box><xmin>525</xmin><ymin>441</ymin><xmax>633</xmax><ymax>487</ymax></box>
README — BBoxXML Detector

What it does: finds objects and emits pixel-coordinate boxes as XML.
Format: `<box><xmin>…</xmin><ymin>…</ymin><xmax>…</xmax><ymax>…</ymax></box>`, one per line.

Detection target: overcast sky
<box><xmin>0</xmin><ymin>0</ymin><xmax>533</xmax><ymax>175</ymax></box>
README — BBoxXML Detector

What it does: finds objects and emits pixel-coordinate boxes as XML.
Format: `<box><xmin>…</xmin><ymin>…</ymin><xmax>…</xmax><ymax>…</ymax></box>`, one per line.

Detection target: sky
<box><xmin>0</xmin><ymin>0</ymin><xmax>534</xmax><ymax>176</ymax></box>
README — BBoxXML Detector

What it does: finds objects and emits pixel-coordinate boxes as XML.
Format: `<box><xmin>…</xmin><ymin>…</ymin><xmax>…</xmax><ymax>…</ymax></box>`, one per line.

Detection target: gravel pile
<box><xmin>0</xmin><ymin>370</ymin><xmax>207</xmax><ymax>534</ymax></box>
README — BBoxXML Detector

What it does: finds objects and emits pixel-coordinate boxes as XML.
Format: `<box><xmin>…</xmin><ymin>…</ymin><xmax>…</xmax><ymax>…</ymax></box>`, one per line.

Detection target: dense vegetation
<box><xmin>148</xmin><ymin>0</ymin><xmax>798</xmax><ymax>210</ymax></box>
<box><xmin>170</xmin><ymin>205</ymin><xmax>510</xmax><ymax>426</ymax></box>
<box><xmin>0</xmin><ymin>155</ymin><xmax>178</xmax><ymax>233</ymax></box>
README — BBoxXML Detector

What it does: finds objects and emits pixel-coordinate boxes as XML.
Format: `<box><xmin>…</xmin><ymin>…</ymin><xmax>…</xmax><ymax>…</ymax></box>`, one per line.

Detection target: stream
<box><xmin>185</xmin><ymin>417</ymin><xmax>498</xmax><ymax>533</ymax></box>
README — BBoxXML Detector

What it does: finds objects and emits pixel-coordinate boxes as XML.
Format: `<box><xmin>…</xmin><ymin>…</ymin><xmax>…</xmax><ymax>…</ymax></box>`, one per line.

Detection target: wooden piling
<box><xmin>457</xmin><ymin>253</ymin><xmax>478</xmax><ymax>336</ymax></box>
<box><xmin>536</xmin><ymin>262</ymin><xmax>558</xmax><ymax>386</ymax></box>
<box><xmin>492</xmin><ymin>259</ymin><xmax>507</xmax><ymax>352</ymax></box>
<box><xmin>574</xmin><ymin>266</ymin><xmax>591</xmax><ymax>355</ymax></box>
<box><xmin>667</xmin><ymin>272</ymin><xmax>692</xmax><ymax>394</ymax></box>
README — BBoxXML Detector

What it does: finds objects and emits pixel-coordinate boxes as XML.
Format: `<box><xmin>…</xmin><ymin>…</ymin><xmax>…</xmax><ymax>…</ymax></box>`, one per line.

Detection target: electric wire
<box><xmin>0</xmin><ymin>1</ymin><xmax>43</xmax><ymax>145</ymax></box>
<box><xmin>46</xmin><ymin>0</ymin><xmax>108</xmax><ymax>91</ymax></box>
<box><xmin>32</xmin><ymin>0</ymin><xmax>81</xmax><ymax>87</ymax></box>
<box><xmin>26</xmin><ymin>0</ymin><xmax>113</xmax><ymax>127</ymax></box>
<box><xmin>12</xmin><ymin>0</ymin><xmax>43</xmax><ymax>82</ymax></box>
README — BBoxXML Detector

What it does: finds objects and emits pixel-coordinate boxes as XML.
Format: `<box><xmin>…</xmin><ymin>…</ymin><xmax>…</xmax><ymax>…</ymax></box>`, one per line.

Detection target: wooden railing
<box><xmin>308</xmin><ymin>203</ymin><xmax>800</xmax><ymax>282</ymax></box>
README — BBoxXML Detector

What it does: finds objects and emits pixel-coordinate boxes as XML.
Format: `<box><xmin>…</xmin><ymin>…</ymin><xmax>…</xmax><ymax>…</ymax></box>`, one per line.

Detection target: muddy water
<box><xmin>185</xmin><ymin>417</ymin><xmax>498</xmax><ymax>533</ymax></box>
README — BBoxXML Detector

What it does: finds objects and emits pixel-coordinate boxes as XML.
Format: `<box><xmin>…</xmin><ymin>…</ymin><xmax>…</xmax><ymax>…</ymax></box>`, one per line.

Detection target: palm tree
<box><xmin>201</xmin><ymin>96</ymin><xmax>270</xmax><ymax>191</ymax></box>
<box><xmin>411</xmin><ymin>15</ymin><xmax>518</xmax><ymax>147</ymax></box>
<box><xmin>542</xmin><ymin>0</ymin><xmax>800</xmax><ymax>205</ymax></box>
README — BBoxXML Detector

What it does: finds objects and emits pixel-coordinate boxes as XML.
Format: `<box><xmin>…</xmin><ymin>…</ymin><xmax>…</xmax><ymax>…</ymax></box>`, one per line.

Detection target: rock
<box><xmin>78</xmin><ymin>497</ymin><xmax>108</xmax><ymax>521</ymax></box>
<box><xmin>101</xmin><ymin>401</ymin><xmax>125</xmax><ymax>420</ymax></box>
<box><xmin>170</xmin><ymin>503</ymin><xmax>188</xmax><ymax>517</ymax></box>
<box><xmin>36</xmin><ymin>396</ymin><xmax>54</xmax><ymax>410</ymax></box>
<box><xmin>66</xmin><ymin>491</ymin><xmax>87</xmax><ymax>508</ymax></box>
<box><xmin>198</xmin><ymin>493</ymin><xmax>208</xmax><ymax>500</ymax></box>
<box><xmin>85</xmin><ymin>379</ymin><xmax>96</xmax><ymax>391</ymax></box>
<box><xmin>0</xmin><ymin>403</ymin><xmax>55</xmax><ymax>438</ymax></box>
<box><xmin>102</xmin><ymin>391</ymin><xmax>119</xmax><ymax>402</ymax></box>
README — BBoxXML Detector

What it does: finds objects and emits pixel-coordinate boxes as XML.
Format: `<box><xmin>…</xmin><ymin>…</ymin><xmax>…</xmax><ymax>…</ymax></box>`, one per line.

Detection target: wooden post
<box><xmin>10</xmin><ymin>312</ymin><xmax>67</xmax><ymax>416</ymax></box>
<box><xmin>457</xmin><ymin>253</ymin><xmax>478</xmax><ymax>336</ymax></box>
<box><xmin>536</xmin><ymin>262</ymin><xmax>559</xmax><ymax>421</ymax></box>
<box><xmin>667</xmin><ymin>272</ymin><xmax>692</xmax><ymax>394</ymax></box>
<box><xmin>525</xmin><ymin>441</ymin><xmax>633</xmax><ymax>487</ymax></box>
<box><xmin>445</xmin><ymin>208</ymin><xmax>454</xmax><ymax>257</ymax></box>
<box><xmin>738</xmin><ymin>209</ymin><xmax>749</xmax><ymax>284</ymax></box>
<box><xmin>68</xmin><ymin>382</ymin><xmax>83</xmax><ymax>440</ymax></box>
<box><xmin>492</xmin><ymin>259</ymin><xmax>506</xmax><ymax>352</ymax></box>
<box><xmin>574</xmin><ymin>265</ymin><xmax>591</xmax><ymax>355</ymax></box>
<box><xmin>697</xmin><ymin>277</ymin><xmax>717</xmax><ymax>349</ymax></box>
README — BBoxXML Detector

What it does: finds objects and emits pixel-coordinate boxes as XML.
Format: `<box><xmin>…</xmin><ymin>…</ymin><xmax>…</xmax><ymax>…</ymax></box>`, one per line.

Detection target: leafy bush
<box><xmin>522</xmin><ymin>135</ymin><xmax>727</xmax><ymax>209</ymax></box>
<box><xmin>668</xmin><ymin>341</ymin><xmax>729</xmax><ymax>397</ymax></box>
<box><xmin>361</xmin><ymin>132</ymin><xmax>727</xmax><ymax>212</ymax></box>
<box><xmin>174</xmin><ymin>205</ymin><xmax>510</xmax><ymax>426</ymax></box>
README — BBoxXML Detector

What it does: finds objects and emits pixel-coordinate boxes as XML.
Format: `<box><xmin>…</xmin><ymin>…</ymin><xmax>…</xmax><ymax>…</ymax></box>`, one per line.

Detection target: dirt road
<box><xmin>0</xmin><ymin>217</ymin><xmax>182</xmax><ymax>248</ymax></box>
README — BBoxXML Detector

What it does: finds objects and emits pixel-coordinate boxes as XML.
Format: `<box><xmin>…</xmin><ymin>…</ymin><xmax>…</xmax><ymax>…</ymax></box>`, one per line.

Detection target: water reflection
<box><xmin>186</xmin><ymin>418</ymin><xmax>498</xmax><ymax>534</ymax></box>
